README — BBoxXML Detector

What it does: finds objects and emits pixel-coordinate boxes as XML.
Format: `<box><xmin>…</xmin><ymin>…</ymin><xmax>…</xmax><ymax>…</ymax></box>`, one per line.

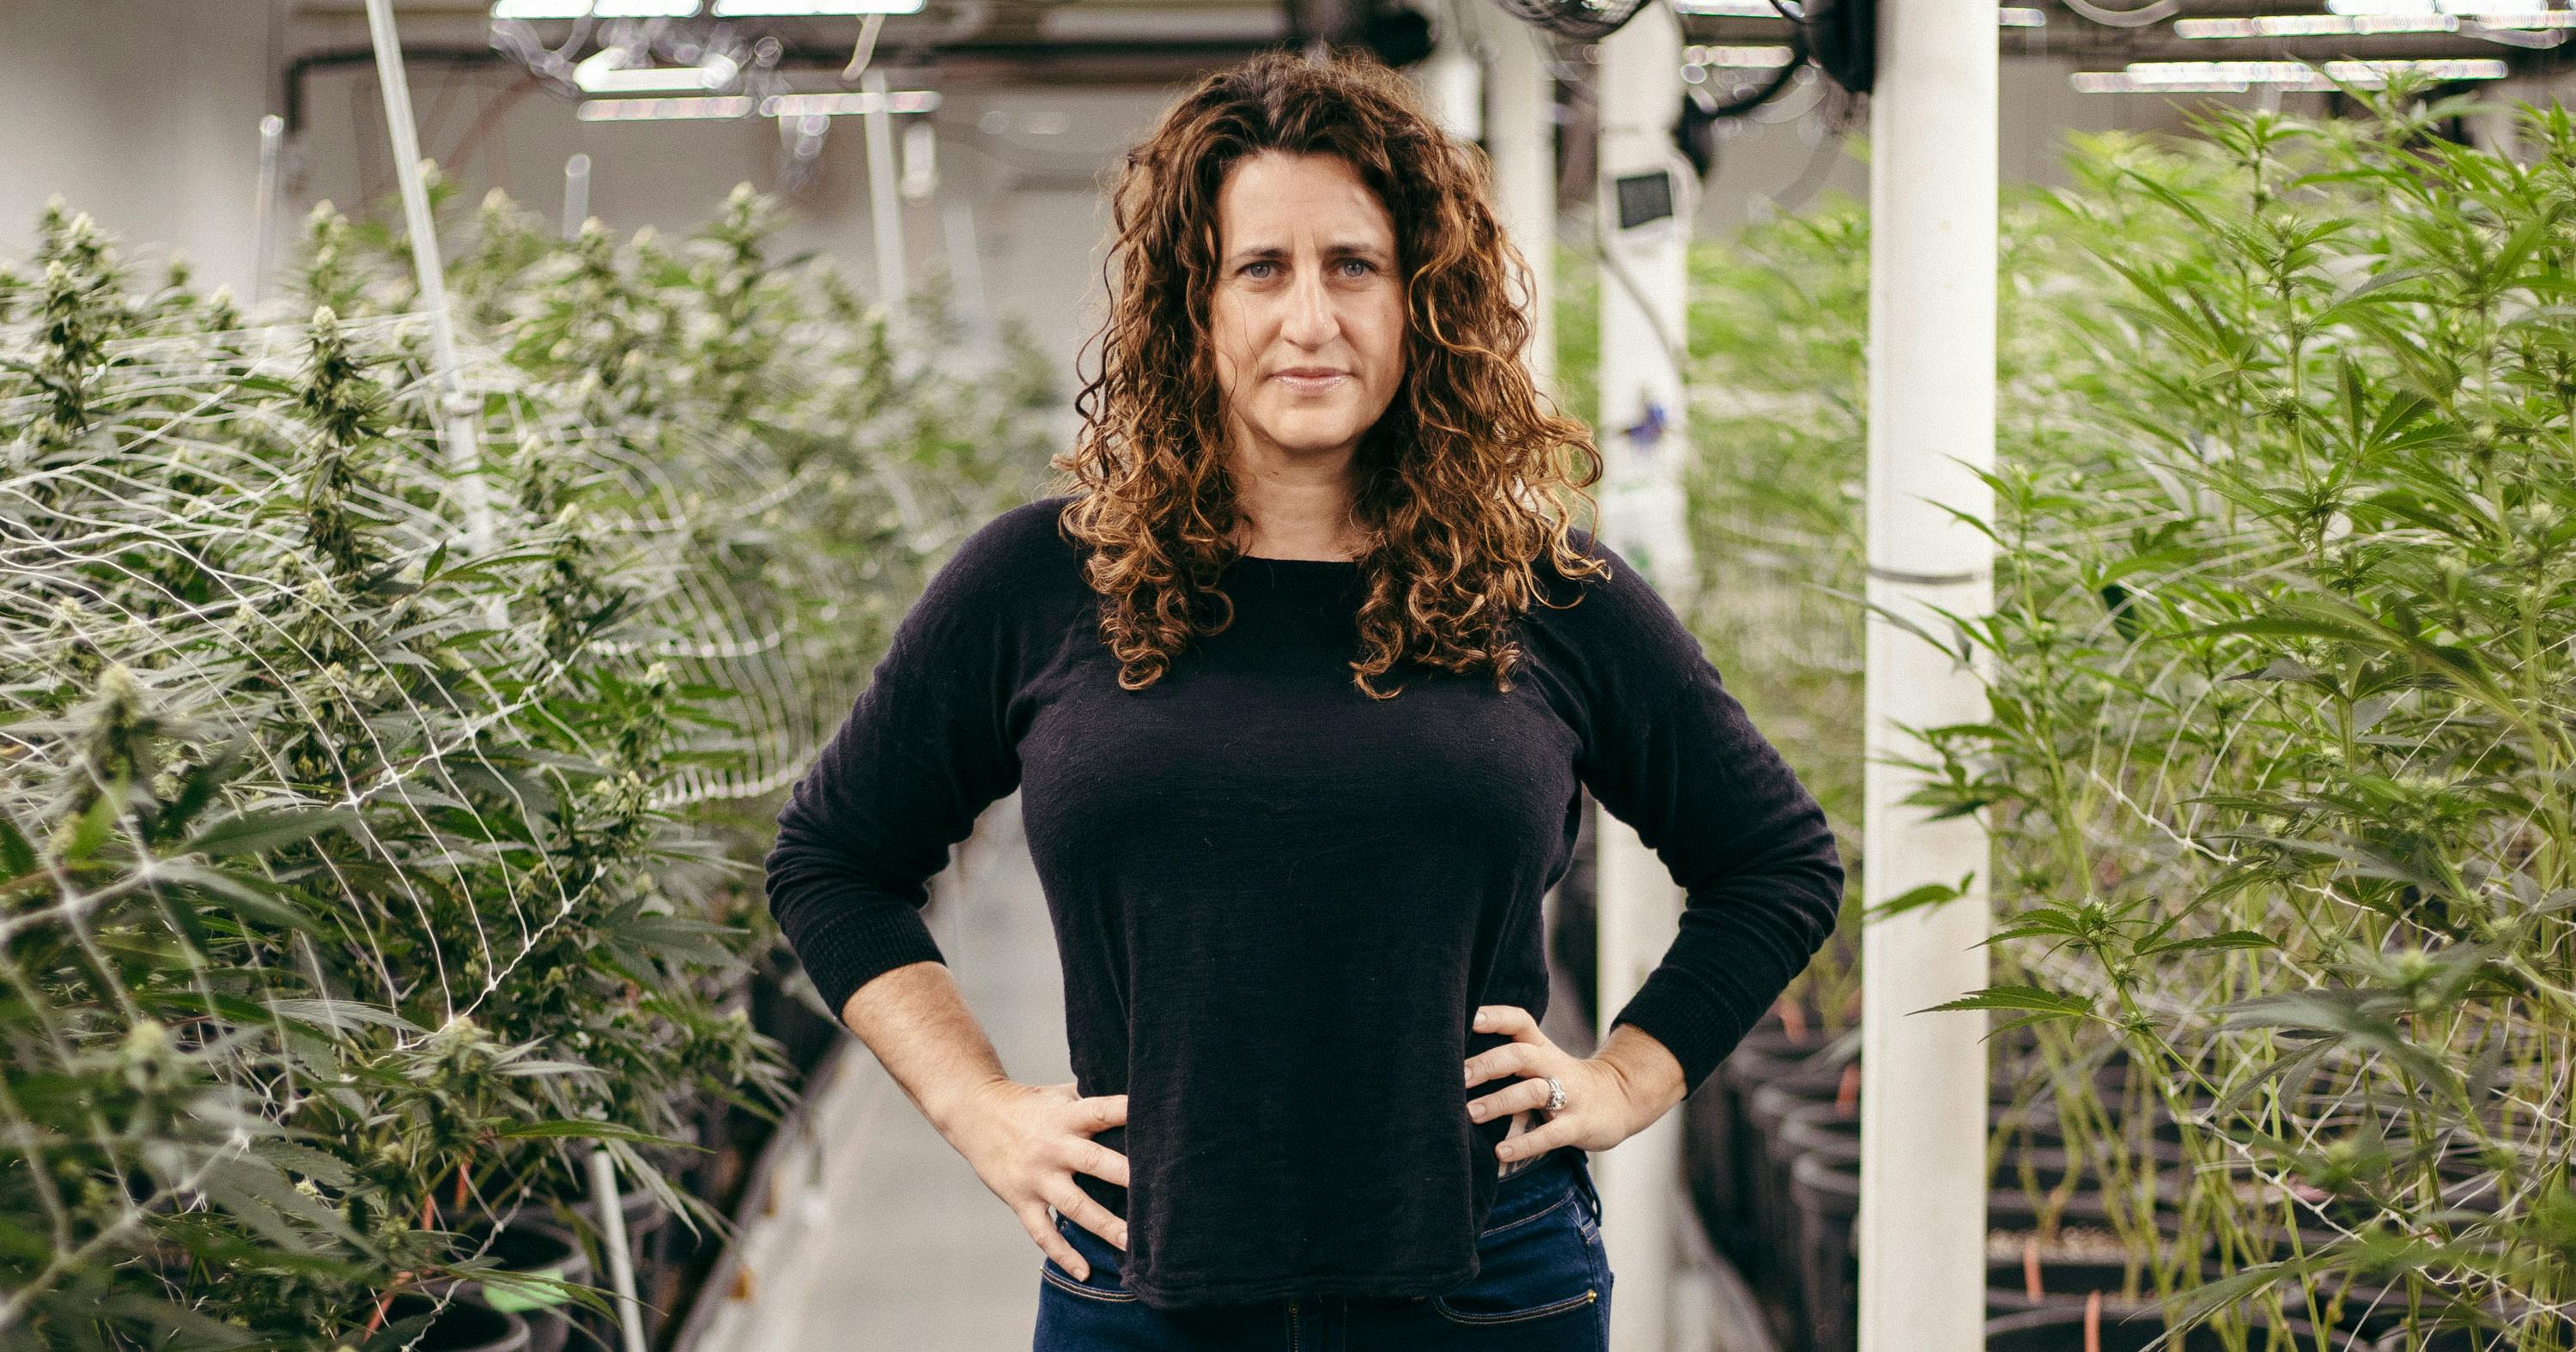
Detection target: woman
<box><xmin>762</xmin><ymin>49</ymin><xmax>1844</xmax><ymax>1350</ymax></box>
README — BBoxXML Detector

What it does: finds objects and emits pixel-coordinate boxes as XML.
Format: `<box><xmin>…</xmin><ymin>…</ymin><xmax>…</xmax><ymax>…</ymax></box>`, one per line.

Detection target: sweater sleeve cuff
<box><xmin>784</xmin><ymin>900</ymin><xmax>948</xmax><ymax>1028</ymax></box>
<box><xmin>1607</xmin><ymin>962</ymin><xmax>1771</xmax><ymax>1100</ymax></box>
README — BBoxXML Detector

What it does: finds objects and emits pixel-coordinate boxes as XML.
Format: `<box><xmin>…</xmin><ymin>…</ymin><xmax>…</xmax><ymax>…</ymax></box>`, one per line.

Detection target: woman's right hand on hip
<box><xmin>942</xmin><ymin>1078</ymin><xmax>1132</xmax><ymax>1281</ymax></box>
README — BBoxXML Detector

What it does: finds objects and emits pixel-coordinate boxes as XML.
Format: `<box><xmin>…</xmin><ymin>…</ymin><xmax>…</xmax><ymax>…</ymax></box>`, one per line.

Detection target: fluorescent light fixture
<box><xmin>2176</xmin><ymin>13</ymin><xmax>2460</xmax><ymax>33</ymax></box>
<box><xmin>576</xmin><ymin>94</ymin><xmax>755</xmax><ymax>119</ymax></box>
<box><xmin>1675</xmin><ymin>0</ymin><xmax>2039</xmax><ymax>17</ymax></box>
<box><xmin>2075</xmin><ymin>57</ymin><xmax>2509</xmax><ymax>91</ymax></box>
<box><xmin>573</xmin><ymin>50</ymin><xmax>741</xmax><ymax>92</ymax></box>
<box><xmin>2074</xmin><ymin>73</ymin><xmax>2251</xmax><ymax>91</ymax></box>
<box><xmin>2326</xmin><ymin>0</ymin><xmax>2543</xmax><ymax>11</ymax></box>
<box><xmin>757</xmin><ymin>89</ymin><xmax>942</xmax><ymax>115</ymax></box>
<box><xmin>496</xmin><ymin>0</ymin><xmax>702</xmax><ymax>14</ymax></box>
<box><xmin>1043</xmin><ymin>5</ymin><xmax>1285</xmax><ymax>39</ymax></box>
<box><xmin>1684</xmin><ymin>43</ymin><xmax>1799</xmax><ymax>66</ymax></box>
<box><xmin>712</xmin><ymin>0</ymin><xmax>927</xmax><ymax>13</ymax></box>
<box><xmin>574</xmin><ymin>89</ymin><xmax>939</xmax><ymax>120</ymax></box>
<box><xmin>576</xmin><ymin>66</ymin><xmax>715</xmax><ymax>92</ymax></box>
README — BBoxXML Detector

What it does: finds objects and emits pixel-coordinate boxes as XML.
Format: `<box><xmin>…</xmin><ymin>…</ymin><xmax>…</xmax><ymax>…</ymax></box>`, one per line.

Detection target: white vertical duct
<box><xmin>1590</xmin><ymin>15</ymin><xmax>1693</xmax><ymax>597</ymax></box>
<box><xmin>1413</xmin><ymin>0</ymin><xmax>1485</xmax><ymax>141</ymax></box>
<box><xmin>588</xmin><ymin>1148</ymin><xmax>650</xmax><ymax>1352</ymax></box>
<box><xmin>1485</xmin><ymin>14</ymin><xmax>1557</xmax><ymax>398</ymax></box>
<box><xmin>361</xmin><ymin>0</ymin><xmax>496</xmax><ymax>556</ymax></box>
<box><xmin>563</xmin><ymin>152</ymin><xmax>593</xmax><ymax>240</ymax></box>
<box><xmin>1590</xmin><ymin>5</ymin><xmax>1689</xmax><ymax>1350</ymax></box>
<box><xmin>252</xmin><ymin>114</ymin><xmax>285</xmax><ymax>308</ymax></box>
<box><xmin>861</xmin><ymin>68</ymin><xmax>908</xmax><ymax>309</ymax></box>
<box><xmin>1856</xmin><ymin>0</ymin><xmax>1996</xmax><ymax>1349</ymax></box>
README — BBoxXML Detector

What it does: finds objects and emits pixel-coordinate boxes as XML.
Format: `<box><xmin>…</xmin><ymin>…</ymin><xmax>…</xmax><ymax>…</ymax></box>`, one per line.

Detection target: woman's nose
<box><xmin>1280</xmin><ymin>269</ymin><xmax>1338</xmax><ymax>343</ymax></box>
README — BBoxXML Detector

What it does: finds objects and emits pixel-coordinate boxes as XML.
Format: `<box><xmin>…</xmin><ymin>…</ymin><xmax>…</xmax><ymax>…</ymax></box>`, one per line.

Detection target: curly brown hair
<box><xmin>1049</xmin><ymin>47</ymin><xmax>1608</xmax><ymax>700</ymax></box>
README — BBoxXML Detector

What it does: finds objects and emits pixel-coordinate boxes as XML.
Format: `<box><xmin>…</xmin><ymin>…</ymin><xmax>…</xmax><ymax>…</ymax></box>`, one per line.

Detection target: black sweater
<box><xmin>762</xmin><ymin>494</ymin><xmax>1843</xmax><ymax>1310</ymax></box>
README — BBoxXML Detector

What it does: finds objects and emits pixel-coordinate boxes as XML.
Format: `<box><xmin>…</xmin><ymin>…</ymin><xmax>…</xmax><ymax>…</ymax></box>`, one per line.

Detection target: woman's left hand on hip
<box><xmin>1462</xmin><ymin>1003</ymin><xmax>1651</xmax><ymax>1161</ymax></box>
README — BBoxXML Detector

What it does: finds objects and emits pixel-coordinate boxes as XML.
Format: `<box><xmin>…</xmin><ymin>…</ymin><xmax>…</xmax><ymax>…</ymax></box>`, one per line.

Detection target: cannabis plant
<box><xmin>1933</xmin><ymin>80</ymin><xmax>2576</xmax><ymax>1349</ymax></box>
<box><xmin>0</xmin><ymin>167</ymin><xmax>1058</xmax><ymax>1349</ymax></box>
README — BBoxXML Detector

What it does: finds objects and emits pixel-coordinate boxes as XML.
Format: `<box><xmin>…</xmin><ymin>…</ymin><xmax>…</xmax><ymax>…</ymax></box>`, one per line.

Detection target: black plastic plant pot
<box><xmin>1993</xmin><ymin>1106</ymin><xmax>2190</xmax><ymax>1170</ymax></box>
<box><xmin>521</xmin><ymin>1175</ymin><xmax>671</xmax><ymax>1245</ymax></box>
<box><xmin>433</xmin><ymin>1219</ymin><xmax>592</xmax><ymax>1352</ymax></box>
<box><xmin>1988</xmin><ymin>1179</ymin><xmax>2195</xmax><ymax>1264</ymax></box>
<box><xmin>1793</xmin><ymin>1151</ymin><xmax>2218</xmax><ymax>1352</ymax></box>
<box><xmin>1989</xmin><ymin>1261</ymin><xmax>2455</xmax><ymax>1343</ymax></box>
<box><xmin>1747</xmin><ymin>1091</ymin><xmax>2136</xmax><ymax>1319</ymax></box>
<box><xmin>1742</xmin><ymin>1076</ymin><xmax>1852</xmax><ymax>1313</ymax></box>
<box><xmin>2293</xmin><ymin>1156</ymin><xmax>2506</xmax><ymax>1235</ymax></box>
<box><xmin>1776</xmin><ymin>1100</ymin><xmax>1862</xmax><ymax>1166</ymax></box>
<box><xmin>368</xmin><ymin>1290</ymin><xmax>531</xmax><ymax>1352</ymax></box>
<box><xmin>1707</xmin><ymin>1018</ymin><xmax>1834</xmax><ymax>1266</ymax></box>
<box><xmin>1682</xmin><ymin>1075</ymin><xmax>1749</xmax><ymax>1263</ymax></box>
<box><xmin>749</xmin><ymin>952</ymin><xmax>842</xmax><ymax>1076</ymax></box>
<box><xmin>1765</xmin><ymin>1099</ymin><xmax>1862</xmax><ymax>1324</ymax></box>
<box><xmin>2273</xmin><ymin>1282</ymin><xmax>2437</xmax><ymax>1344</ymax></box>
<box><xmin>1789</xmin><ymin>1149</ymin><xmax>1865</xmax><ymax>1352</ymax></box>
<box><xmin>1996</xmin><ymin>1043</ymin><xmax>2139</xmax><ymax>1104</ymax></box>
<box><xmin>504</xmin><ymin>1172</ymin><xmax>670</xmax><ymax>1345</ymax></box>
<box><xmin>1731</xmin><ymin>1057</ymin><xmax>1856</xmax><ymax>1302</ymax></box>
<box><xmin>1729</xmin><ymin>1017</ymin><xmax>1837</xmax><ymax>1069</ymax></box>
<box><xmin>1984</xmin><ymin>1307</ymin><xmax>2320</xmax><ymax>1351</ymax></box>
<box><xmin>1984</xmin><ymin>1256</ymin><xmax>2231</xmax><ymax>1318</ymax></box>
<box><xmin>677</xmin><ymin>1100</ymin><xmax>737</xmax><ymax>1210</ymax></box>
<box><xmin>2371</xmin><ymin>1313</ymin><xmax>2576</xmax><ymax>1350</ymax></box>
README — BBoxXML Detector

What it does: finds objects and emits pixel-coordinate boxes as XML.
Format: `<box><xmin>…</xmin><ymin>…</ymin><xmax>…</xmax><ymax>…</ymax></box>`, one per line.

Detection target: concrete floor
<box><xmin>710</xmin><ymin>790</ymin><xmax>1753</xmax><ymax>1352</ymax></box>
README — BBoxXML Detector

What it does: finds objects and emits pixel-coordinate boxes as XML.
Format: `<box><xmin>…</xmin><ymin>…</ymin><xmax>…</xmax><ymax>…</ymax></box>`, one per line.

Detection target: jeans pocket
<box><xmin>1431</xmin><ymin>1191</ymin><xmax>1601</xmax><ymax>1327</ymax></box>
<box><xmin>1040</xmin><ymin>1213</ymin><xmax>1140</xmax><ymax>1304</ymax></box>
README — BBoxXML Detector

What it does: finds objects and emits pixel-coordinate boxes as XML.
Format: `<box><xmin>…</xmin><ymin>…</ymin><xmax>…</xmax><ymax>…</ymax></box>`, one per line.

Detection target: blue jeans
<box><xmin>1032</xmin><ymin>1144</ymin><xmax>1613</xmax><ymax>1350</ymax></box>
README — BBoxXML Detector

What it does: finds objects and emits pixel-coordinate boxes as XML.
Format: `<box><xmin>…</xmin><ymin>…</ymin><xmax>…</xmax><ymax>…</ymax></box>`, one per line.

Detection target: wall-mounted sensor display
<box><xmin>1615</xmin><ymin>169</ymin><xmax>1677</xmax><ymax>231</ymax></box>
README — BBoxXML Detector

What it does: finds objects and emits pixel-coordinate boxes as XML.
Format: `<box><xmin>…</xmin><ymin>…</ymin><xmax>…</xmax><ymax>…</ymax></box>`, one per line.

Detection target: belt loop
<box><xmin>1568</xmin><ymin>1147</ymin><xmax>1602</xmax><ymax>1219</ymax></box>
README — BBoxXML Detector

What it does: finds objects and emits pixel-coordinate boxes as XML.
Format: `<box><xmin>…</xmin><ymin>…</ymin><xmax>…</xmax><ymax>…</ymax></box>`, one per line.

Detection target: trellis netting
<box><xmin>0</xmin><ymin>179</ymin><xmax>1058</xmax><ymax>1345</ymax></box>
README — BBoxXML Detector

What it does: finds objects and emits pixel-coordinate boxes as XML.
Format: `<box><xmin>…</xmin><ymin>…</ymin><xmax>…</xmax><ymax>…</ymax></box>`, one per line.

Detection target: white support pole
<box><xmin>1412</xmin><ymin>0</ymin><xmax>1485</xmax><ymax>143</ymax></box>
<box><xmin>860</xmin><ymin>68</ymin><xmax>908</xmax><ymax>311</ymax></box>
<box><xmin>1592</xmin><ymin>8</ymin><xmax>1690</xmax><ymax>1351</ymax></box>
<box><xmin>1591</xmin><ymin>5</ymin><xmax>1693</xmax><ymax>597</ymax></box>
<box><xmin>251</xmin><ymin>114</ymin><xmax>285</xmax><ymax>308</ymax></box>
<box><xmin>562</xmin><ymin>152</ymin><xmax>593</xmax><ymax>240</ymax></box>
<box><xmin>1856</xmin><ymin>2</ymin><xmax>1996</xmax><ymax>1350</ymax></box>
<box><xmin>1594</xmin><ymin>824</ymin><xmax>1680</xmax><ymax>1352</ymax></box>
<box><xmin>1485</xmin><ymin>15</ymin><xmax>1558</xmax><ymax>399</ymax></box>
<box><xmin>361</xmin><ymin>0</ymin><xmax>496</xmax><ymax>556</ymax></box>
<box><xmin>587</xmin><ymin>1148</ymin><xmax>649</xmax><ymax>1352</ymax></box>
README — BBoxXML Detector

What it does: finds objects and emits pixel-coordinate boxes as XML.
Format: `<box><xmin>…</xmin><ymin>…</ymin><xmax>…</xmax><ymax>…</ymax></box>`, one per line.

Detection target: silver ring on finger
<box><xmin>1545</xmin><ymin>1076</ymin><xmax>1565</xmax><ymax>1113</ymax></box>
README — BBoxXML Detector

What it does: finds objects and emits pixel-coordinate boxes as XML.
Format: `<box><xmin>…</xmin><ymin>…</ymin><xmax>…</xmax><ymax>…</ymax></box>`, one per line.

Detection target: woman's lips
<box><xmin>1274</xmin><ymin>371</ymin><xmax>1349</xmax><ymax>393</ymax></box>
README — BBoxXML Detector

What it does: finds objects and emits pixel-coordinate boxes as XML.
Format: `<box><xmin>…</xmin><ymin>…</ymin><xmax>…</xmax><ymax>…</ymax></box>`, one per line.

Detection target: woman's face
<box><xmin>1206</xmin><ymin>149</ymin><xmax>1407</xmax><ymax>470</ymax></box>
